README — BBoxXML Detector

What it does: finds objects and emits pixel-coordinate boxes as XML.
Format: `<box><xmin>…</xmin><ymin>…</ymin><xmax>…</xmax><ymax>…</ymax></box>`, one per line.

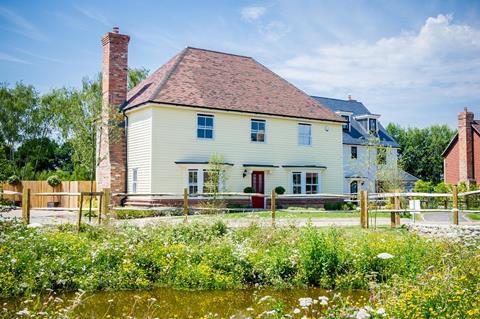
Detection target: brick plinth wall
<box><xmin>97</xmin><ymin>28</ymin><xmax>130</xmax><ymax>201</ymax></box>
<box><xmin>124</xmin><ymin>197</ymin><xmax>342</xmax><ymax>208</ymax></box>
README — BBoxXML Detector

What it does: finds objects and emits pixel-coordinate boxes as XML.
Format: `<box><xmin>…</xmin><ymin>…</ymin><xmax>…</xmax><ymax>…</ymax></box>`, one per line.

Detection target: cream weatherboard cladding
<box><xmin>126</xmin><ymin>108</ymin><xmax>152</xmax><ymax>194</ymax></box>
<box><xmin>126</xmin><ymin>103</ymin><xmax>344</xmax><ymax>195</ymax></box>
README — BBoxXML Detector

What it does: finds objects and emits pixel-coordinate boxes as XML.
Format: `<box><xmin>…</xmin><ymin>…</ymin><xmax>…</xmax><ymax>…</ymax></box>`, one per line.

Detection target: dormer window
<box><xmin>354</xmin><ymin>114</ymin><xmax>380</xmax><ymax>135</ymax></box>
<box><xmin>369</xmin><ymin>118</ymin><xmax>378</xmax><ymax>134</ymax></box>
<box><xmin>341</xmin><ymin>115</ymin><xmax>350</xmax><ymax>131</ymax></box>
<box><xmin>336</xmin><ymin>111</ymin><xmax>353</xmax><ymax>132</ymax></box>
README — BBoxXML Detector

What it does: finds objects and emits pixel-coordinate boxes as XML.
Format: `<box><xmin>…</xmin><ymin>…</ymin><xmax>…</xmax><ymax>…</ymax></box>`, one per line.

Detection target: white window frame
<box><xmin>298</xmin><ymin>123</ymin><xmax>312</xmax><ymax>146</ymax></box>
<box><xmin>131</xmin><ymin>168</ymin><xmax>138</xmax><ymax>193</ymax></box>
<box><xmin>197</xmin><ymin>114</ymin><xmax>214</xmax><ymax>139</ymax></box>
<box><xmin>250</xmin><ymin>119</ymin><xmax>266</xmax><ymax>143</ymax></box>
<box><xmin>351</xmin><ymin>146</ymin><xmax>358</xmax><ymax>159</ymax></box>
<box><xmin>291</xmin><ymin>172</ymin><xmax>320</xmax><ymax>194</ymax></box>
<box><xmin>188</xmin><ymin>169</ymin><xmax>199</xmax><ymax>194</ymax></box>
<box><xmin>186</xmin><ymin>168</ymin><xmax>221</xmax><ymax>194</ymax></box>
<box><xmin>341</xmin><ymin>115</ymin><xmax>351</xmax><ymax>132</ymax></box>
<box><xmin>292</xmin><ymin>172</ymin><xmax>302</xmax><ymax>194</ymax></box>
<box><xmin>368</xmin><ymin>118</ymin><xmax>378</xmax><ymax>134</ymax></box>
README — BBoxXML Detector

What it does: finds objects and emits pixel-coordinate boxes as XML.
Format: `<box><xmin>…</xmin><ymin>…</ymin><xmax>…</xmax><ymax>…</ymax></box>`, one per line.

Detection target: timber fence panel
<box><xmin>1</xmin><ymin>181</ymin><xmax>95</xmax><ymax>208</ymax></box>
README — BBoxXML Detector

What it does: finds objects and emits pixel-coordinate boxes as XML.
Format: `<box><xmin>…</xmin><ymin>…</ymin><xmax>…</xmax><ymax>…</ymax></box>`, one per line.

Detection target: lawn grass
<box><xmin>468</xmin><ymin>213</ymin><xmax>480</xmax><ymax>221</ymax></box>
<box><xmin>114</xmin><ymin>209</ymin><xmax>393</xmax><ymax>219</ymax></box>
<box><xmin>212</xmin><ymin>210</ymin><xmax>392</xmax><ymax>219</ymax></box>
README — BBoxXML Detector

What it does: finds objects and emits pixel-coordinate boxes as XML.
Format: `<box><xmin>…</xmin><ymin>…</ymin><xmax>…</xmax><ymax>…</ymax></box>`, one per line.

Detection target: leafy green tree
<box><xmin>386</xmin><ymin>123</ymin><xmax>455</xmax><ymax>183</ymax></box>
<box><xmin>413</xmin><ymin>180</ymin><xmax>433</xmax><ymax>193</ymax></box>
<box><xmin>128</xmin><ymin>67</ymin><xmax>149</xmax><ymax>90</ymax></box>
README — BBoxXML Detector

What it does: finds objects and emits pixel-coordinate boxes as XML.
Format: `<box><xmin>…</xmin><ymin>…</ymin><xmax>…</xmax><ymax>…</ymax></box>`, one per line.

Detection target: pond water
<box><xmin>3</xmin><ymin>288</ymin><xmax>368</xmax><ymax>318</ymax></box>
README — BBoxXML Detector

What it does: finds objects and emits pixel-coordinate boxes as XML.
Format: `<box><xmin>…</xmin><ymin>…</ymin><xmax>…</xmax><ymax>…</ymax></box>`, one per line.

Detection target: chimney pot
<box><xmin>348</xmin><ymin>94</ymin><xmax>352</xmax><ymax>101</ymax></box>
<box><xmin>113</xmin><ymin>26</ymin><xmax>119</xmax><ymax>33</ymax></box>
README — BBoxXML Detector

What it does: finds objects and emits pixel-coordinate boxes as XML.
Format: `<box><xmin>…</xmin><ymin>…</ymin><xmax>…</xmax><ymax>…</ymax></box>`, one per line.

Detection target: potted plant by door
<box><xmin>243</xmin><ymin>187</ymin><xmax>255</xmax><ymax>208</ymax></box>
<box><xmin>7</xmin><ymin>175</ymin><xmax>21</xmax><ymax>207</ymax></box>
<box><xmin>47</xmin><ymin>175</ymin><xmax>61</xmax><ymax>208</ymax></box>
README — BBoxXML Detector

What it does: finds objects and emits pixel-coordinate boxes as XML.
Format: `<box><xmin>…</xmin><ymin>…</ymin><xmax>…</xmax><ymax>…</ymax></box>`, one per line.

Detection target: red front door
<box><xmin>251</xmin><ymin>171</ymin><xmax>265</xmax><ymax>208</ymax></box>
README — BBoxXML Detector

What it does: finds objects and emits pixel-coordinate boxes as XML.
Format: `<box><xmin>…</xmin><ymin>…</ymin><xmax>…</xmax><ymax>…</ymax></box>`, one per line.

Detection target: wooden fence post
<box><xmin>271</xmin><ymin>190</ymin><xmax>276</xmax><ymax>227</ymax></box>
<box><xmin>77</xmin><ymin>193</ymin><xmax>83</xmax><ymax>232</ymax></box>
<box><xmin>394</xmin><ymin>196</ymin><xmax>401</xmax><ymax>227</ymax></box>
<box><xmin>21</xmin><ymin>188</ymin><xmax>30</xmax><ymax>225</ymax></box>
<box><xmin>98</xmin><ymin>194</ymin><xmax>103</xmax><ymax>225</ymax></box>
<box><xmin>452</xmin><ymin>185</ymin><xmax>459</xmax><ymax>225</ymax></box>
<box><xmin>183</xmin><ymin>188</ymin><xmax>188</xmax><ymax>223</ymax></box>
<box><xmin>102</xmin><ymin>188</ymin><xmax>110</xmax><ymax>221</ymax></box>
<box><xmin>390</xmin><ymin>197</ymin><xmax>395</xmax><ymax>228</ymax></box>
<box><xmin>360</xmin><ymin>190</ymin><xmax>369</xmax><ymax>229</ymax></box>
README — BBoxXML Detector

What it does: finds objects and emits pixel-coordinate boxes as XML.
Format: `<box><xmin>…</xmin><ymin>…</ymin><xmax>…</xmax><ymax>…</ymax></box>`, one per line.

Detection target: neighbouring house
<box><xmin>97</xmin><ymin>28</ymin><xmax>346</xmax><ymax>208</ymax></box>
<box><xmin>442</xmin><ymin>108</ymin><xmax>480</xmax><ymax>185</ymax></box>
<box><xmin>312</xmin><ymin>96</ymin><xmax>418</xmax><ymax>193</ymax></box>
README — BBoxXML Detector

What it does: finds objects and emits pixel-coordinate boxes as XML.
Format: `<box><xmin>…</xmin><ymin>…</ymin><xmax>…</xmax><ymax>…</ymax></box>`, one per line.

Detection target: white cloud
<box><xmin>275</xmin><ymin>14</ymin><xmax>480</xmax><ymax>125</ymax></box>
<box><xmin>0</xmin><ymin>6</ymin><xmax>47</xmax><ymax>41</ymax></box>
<box><xmin>241</xmin><ymin>6</ymin><xmax>266</xmax><ymax>21</ymax></box>
<box><xmin>260</xmin><ymin>21</ymin><xmax>290</xmax><ymax>42</ymax></box>
<box><xmin>74</xmin><ymin>5</ymin><xmax>110</xmax><ymax>26</ymax></box>
<box><xmin>0</xmin><ymin>52</ymin><xmax>31</xmax><ymax>64</ymax></box>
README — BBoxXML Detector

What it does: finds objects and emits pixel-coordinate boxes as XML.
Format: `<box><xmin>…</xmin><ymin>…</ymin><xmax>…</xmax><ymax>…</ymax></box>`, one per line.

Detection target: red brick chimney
<box><xmin>458</xmin><ymin>107</ymin><xmax>475</xmax><ymax>183</ymax></box>
<box><xmin>97</xmin><ymin>27</ymin><xmax>130</xmax><ymax>195</ymax></box>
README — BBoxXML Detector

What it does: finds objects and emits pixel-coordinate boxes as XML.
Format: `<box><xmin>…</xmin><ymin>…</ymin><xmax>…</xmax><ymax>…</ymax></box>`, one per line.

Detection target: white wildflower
<box><xmin>293</xmin><ymin>308</ymin><xmax>301</xmax><ymax>314</ymax></box>
<box><xmin>318</xmin><ymin>296</ymin><xmax>329</xmax><ymax>305</ymax></box>
<box><xmin>16</xmin><ymin>309</ymin><xmax>29</xmax><ymax>316</ymax></box>
<box><xmin>246</xmin><ymin>307</ymin><xmax>254</xmax><ymax>312</ymax></box>
<box><xmin>258</xmin><ymin>296</ymin><xmax>272</xmax><ymax>303</ymax></box>
<box><xmin>376</xmin><ymin>252</ymin><xmax>394</xmax><ymax>260</ymax></box>
<box><xmin>356</xmin><ymin>308</ymin><xmax>370</xmax><ymax>319</ymax></box>
<box><xmin>298</xmin><ymin>297</ymin><xmax>313</xmax><ymax>307</ymax></box>
<box><xmin>376</xmin><ymin>308</ymin><xmax>385</xmax><ymax>315</ymax></box>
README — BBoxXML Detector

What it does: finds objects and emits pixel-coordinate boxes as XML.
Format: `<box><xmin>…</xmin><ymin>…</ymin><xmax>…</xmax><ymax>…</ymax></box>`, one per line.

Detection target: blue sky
<box><xmin>1</xmin><ymin>0</ymin><xmax>479</xmax><ymax>128</ymax></box>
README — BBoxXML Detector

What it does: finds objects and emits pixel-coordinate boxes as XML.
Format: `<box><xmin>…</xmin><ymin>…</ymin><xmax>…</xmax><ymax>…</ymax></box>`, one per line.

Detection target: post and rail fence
<box><xmin>1</xmin><ymin>186</ymin><xmax>479</xmax><ymax>230</ymax></box>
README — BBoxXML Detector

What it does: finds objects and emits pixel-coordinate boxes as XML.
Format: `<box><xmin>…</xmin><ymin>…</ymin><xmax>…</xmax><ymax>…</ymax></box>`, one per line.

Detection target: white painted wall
<box><xmin>343</xmin><ymin>144</ymin><xmax>399</xmax><ymax>193</ymax></box>
<box><xmin>126</xmin><ymin>103</ymin><xmax>344</xmax><ymax>195</ymax></box>
<box><xmin>126</xmin><ymin>108</ymin><xmax>152</xmax><ymax>193</ymax></box>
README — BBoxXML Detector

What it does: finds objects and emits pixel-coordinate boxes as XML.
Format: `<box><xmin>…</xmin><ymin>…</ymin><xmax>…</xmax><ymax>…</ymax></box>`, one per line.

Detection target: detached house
<box><xmin>443</xmin><ymin>108</ymin><xmax>480</xmax><ymax>185</ymax></box>
<box><xmin>97</xmin><ymin>28</ymin><xmax>345</xmax><ymax>207</ymax></box>
<box><xmin>312</xmin><ymin>96</ymin><xmax>418</xmax><ymax>193</ymax></box>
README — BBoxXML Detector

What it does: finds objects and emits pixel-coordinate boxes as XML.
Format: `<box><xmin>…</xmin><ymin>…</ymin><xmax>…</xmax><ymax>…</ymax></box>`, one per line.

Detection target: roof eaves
<box><xmin>124</xmin><ymin>100</ymin><xmax>348</xmax><ymax>123</ymax></box>
<box><xmin>441</xmin><ymin>133</ymin><xmax>459</xmax><ymax>157</ymax></box>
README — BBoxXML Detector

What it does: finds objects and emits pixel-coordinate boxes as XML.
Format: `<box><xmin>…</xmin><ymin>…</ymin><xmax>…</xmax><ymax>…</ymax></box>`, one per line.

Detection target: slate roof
<box><xmin>124</xmin><ymin>47</ymin><xmax>343</xmax><ymax>123</ymax></box>
<box><xmin>311</xmin><ymin>96</ymin><xmax>399</xmax><ymax>148</ymax></box>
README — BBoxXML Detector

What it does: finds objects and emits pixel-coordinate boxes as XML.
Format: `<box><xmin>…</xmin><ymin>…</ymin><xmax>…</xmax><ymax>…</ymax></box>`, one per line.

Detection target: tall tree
<box><xmin>386</xmin><ymin>123</ymin><xmax>455</xmax><ymax>183</ymax></box>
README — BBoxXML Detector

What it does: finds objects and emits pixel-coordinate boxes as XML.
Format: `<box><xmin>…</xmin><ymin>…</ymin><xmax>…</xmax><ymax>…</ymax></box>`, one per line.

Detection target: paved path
<box><xmin>2</xmin><ymin>209</ymin><xmax>478</xmax><ymax>228</ymax></box>
<box><xmin>420</xmin><ymin>212</ymin><xmax>473</xmax><ymax>224</ymax></box>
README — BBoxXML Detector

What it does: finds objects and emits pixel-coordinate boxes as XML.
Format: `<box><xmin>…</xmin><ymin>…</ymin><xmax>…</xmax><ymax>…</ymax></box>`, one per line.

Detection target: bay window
<box><xmin>187</xmin><ymin>169</ymin><xmax>220</xmax><ymax>194</ymax></box>
<box><xmin>291</xmin><ymin>172</ymin><xmax>320</xmax><ymax>194</ymax></box>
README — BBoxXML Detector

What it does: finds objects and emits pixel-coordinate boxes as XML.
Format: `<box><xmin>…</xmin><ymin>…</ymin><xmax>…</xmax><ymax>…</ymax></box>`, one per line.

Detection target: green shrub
<box><xmin>7</xmin><ymin>175</ymin><xmax>20</xmax><ymax>186</ymax></box>
<box><xmin>243</xmin><ymin>187</ymin><xmax>255</xmax><ymax>193</ymax></box>
<box><xmin>47</xmin><ymin>175</ymin><xmax>61</xmax><ymax>187</ymax></box>
<box><xmin>274</xmin><ymin>186</ymin><xmax>285</xmax><ymax>195</ymax></box>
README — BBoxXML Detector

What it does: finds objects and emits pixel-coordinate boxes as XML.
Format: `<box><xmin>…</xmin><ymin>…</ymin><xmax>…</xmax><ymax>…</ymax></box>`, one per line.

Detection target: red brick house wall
<box><xmin>443</xmin><ymin>108</ymin><xmax>479</xmax><ymax>185</ymax></box>
<box><xmin>474</xmin><ymin>131</ymin><xmax>480</xmax><ymax>184</ymax></box>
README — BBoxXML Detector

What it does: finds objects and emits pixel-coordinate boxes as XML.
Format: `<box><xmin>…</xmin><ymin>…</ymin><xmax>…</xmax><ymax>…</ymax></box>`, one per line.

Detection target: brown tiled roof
<box><xmin>125</xmin><ymin>47</ymin><xmax>343</xmax><ymax>122</ymax></box>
